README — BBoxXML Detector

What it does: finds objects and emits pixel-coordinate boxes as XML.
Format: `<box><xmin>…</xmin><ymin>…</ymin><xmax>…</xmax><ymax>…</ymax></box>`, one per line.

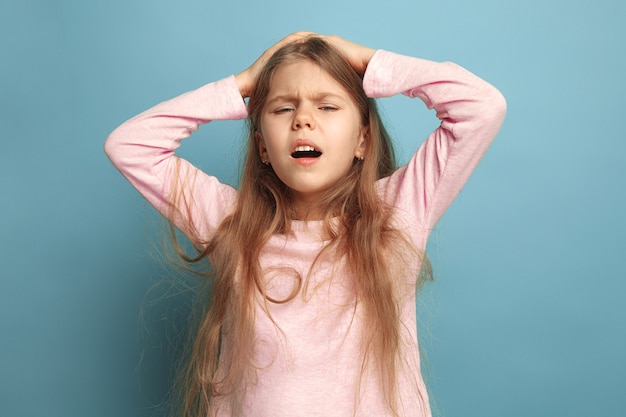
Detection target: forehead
<box><xmin>267</xmin><ymin>60</ymin><xmax>349</xmax><ymax>99</ymax></box>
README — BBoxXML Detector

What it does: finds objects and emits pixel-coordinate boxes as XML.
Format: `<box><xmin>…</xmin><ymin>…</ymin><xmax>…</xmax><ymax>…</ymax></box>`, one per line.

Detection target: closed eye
<box><xmin>274</xmin><ymin>108</ymin><xmax>294</xmax><ymax>114</ymax></box>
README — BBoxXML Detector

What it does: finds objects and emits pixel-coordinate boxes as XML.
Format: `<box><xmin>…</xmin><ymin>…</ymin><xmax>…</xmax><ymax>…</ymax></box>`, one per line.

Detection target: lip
<box><xmin>292</xmin><ymin>156</ymin><xmax>320</xmax><ymax>166</ymax></box>
<box><xmin>289</xmin><ymin>139</ymin><xmax>322</xmax><ymax>155</ymax></box>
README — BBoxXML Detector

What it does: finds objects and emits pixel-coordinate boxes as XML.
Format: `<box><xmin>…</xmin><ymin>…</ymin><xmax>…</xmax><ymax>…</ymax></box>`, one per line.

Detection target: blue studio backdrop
<box><xmin>1</xmin><ymin>1</ymin><xmax>625</xmax><ymax>416</ymax></box>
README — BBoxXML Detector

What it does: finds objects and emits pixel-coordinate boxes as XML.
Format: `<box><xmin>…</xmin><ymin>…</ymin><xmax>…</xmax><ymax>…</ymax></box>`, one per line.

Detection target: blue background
<box><xmin>2</xmin><ymin>0</ymin><xmax>625</xmax><ymax>416</ymax></box>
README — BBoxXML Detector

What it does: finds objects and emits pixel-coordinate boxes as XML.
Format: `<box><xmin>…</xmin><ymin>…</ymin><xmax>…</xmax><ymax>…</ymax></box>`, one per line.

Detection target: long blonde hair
<box><xmin>169</xmin><ymin>37</ymin><xmax>430</xmax><ymax>417</ymax></box>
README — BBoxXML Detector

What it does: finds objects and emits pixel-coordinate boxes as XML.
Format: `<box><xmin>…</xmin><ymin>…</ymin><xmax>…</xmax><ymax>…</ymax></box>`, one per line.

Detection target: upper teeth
<box><xmin>294</xmin><ymin>146</ymin><xmax>317</xmax><ymax>152</ymax></box>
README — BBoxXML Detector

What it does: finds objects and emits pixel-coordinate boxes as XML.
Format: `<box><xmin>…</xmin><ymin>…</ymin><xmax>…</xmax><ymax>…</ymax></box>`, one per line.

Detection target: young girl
<box><xmin>105</xmin><ymin>32</ymin><xmax>506</xmax><ymax>417</ymax></box>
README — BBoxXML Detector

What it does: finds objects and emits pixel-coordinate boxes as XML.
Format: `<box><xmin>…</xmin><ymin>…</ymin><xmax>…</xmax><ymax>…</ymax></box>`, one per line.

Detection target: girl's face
<box><xmin>257</xmin><ymin>60</ymin><xmax>367</xmax><ymax>214</ymax></box>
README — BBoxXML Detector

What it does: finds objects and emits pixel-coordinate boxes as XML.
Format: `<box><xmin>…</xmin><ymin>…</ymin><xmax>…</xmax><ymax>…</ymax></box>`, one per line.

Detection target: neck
<box><xmin>293</xmin><ymin>204</ymin><xmax>324</xmax><ymax>221</ymax></box>
<box><xmin>291</xmin><ymin>193</ymin><xmax>327</xmax><ymax>221</ymax></box>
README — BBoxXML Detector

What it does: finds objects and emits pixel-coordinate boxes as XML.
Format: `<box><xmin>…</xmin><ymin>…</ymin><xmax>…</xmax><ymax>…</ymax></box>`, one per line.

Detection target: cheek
<box><xmin>259</xmin><ymin>118</ymin><xmax>283</xmax><ymax>142</ymax></box>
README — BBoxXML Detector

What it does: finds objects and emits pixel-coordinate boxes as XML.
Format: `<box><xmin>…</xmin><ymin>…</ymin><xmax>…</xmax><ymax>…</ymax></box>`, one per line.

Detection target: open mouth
<box><xmin>291</xmin><ymin>145</ymin><xmax>322</xmax><ymax>159</ymax></box>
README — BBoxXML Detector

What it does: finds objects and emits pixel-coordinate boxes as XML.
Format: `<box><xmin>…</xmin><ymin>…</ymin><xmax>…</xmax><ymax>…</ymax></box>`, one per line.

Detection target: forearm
<box><xmin>364</xmin><ymin>50</ymin><xmax>506</xmax><ymax>141</ymax></box>
<box><xmin>104</xmin><ymin>76</ymin><xmax>247</xmax><ymax>238</ymax></box>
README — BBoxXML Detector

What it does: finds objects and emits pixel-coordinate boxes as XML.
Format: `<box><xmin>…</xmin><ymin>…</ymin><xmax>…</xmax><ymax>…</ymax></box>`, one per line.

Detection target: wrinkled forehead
<box><xmin>252</xmin><ymin>55</ymin><xmax>369</xmax><ymax>126</ymax></box>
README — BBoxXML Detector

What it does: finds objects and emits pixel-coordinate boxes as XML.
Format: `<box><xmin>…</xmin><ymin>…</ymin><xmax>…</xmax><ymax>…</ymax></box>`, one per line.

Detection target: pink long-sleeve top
<box><xmin>105</xmin><ymin>50</ymin><xmax>506</xmax><ymax>417</ymax></box>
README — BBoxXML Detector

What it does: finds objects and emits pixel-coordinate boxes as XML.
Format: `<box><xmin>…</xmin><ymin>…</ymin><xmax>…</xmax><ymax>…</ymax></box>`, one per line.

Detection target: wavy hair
<box><xmin>169</xmin><ymin>37</ymin><xmax>430</xmax><ymax>417</ymax></box>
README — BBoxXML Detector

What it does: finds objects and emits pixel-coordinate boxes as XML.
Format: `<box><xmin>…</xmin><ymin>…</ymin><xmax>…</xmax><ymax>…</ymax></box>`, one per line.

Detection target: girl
<box><xmin>105</xmin><ymin>32</ymin><xmax>506</xmax><ymax>417</ymax></box>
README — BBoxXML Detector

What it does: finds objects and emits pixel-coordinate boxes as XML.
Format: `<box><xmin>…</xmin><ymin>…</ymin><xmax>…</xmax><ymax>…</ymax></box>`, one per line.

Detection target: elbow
<box><xmin>493</xmin><ymin>88</ymin><xmax>507</xmax><ymax>123</ymax></box>
<box><xmin>483</xmin><ymin>85</ymin><xmax>507</xmax><ymax>131</ymax></box>
<box><xmin>103</xmin><ymin>126</ymin><xmax>129</xmax><ymax>168</ymax></box>
<box><xmin>103</xmin><ymin>132</ymin><xmax>115</xmax><ymax>160</ymax></box>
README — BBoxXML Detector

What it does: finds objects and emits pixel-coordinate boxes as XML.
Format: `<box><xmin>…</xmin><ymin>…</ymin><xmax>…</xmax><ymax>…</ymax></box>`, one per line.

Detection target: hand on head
<box><xmin>235</xmin><ymin>31</ymin><xmax>376</xmax><ymax>98</ymax></box>
<box><xmin>322</xmin><ymin>35</ymin><xmax>376</xmax><ymax>74</ymax></box>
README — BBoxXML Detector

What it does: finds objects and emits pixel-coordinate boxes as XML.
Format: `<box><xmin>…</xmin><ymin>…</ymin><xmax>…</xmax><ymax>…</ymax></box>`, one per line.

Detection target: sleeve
<box><xmin>364</xmin><ymin>50</ymin><xmax>507</xmax><ymax>237</ymax></box>
<box><xmin>104</xmin><ymin>75</ymin><xmax>249</xmax><ymax>243</ymax></box>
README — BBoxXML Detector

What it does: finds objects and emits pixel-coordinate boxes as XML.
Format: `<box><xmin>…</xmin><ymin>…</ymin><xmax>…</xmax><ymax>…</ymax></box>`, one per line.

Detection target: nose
<box><xmin>292</xmin><ymin>106</ymin><xmax>315</xmax><ymax>130</ymax></box>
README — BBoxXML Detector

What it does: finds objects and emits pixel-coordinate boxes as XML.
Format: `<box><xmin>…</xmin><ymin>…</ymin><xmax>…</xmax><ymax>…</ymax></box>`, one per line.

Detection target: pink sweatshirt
<box><xmin>105</xmin><ymin>50</ymin><xmax>506</xmax><ymax>417</ymax></box>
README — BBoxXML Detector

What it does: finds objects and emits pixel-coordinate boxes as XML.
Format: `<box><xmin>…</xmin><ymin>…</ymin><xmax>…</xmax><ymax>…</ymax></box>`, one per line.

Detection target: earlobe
<box><xmin>355</xmin><ymin>126</ymin><xmax>369</xmax><ymax>159</ymax></box>
<box><xmin>256</xmin><ymin>131</ymin><xmax>270</xmax><ymax>162</ymax></box>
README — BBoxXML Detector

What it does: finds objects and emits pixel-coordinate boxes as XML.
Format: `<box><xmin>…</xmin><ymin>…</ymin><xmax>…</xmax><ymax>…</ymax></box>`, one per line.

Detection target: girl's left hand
<box><xmin>322</xmin><ymin>35</ymin><xmax>376</xmax><ymax>74</ymax></box>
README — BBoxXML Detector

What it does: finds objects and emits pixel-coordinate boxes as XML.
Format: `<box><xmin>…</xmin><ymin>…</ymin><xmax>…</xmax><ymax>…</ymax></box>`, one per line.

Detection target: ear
<box><xmin>255</xmin><ymin>131</ymin><xmax>269</xmax><ymax>162</ymax></box>
<box><xmin>354</xmin><ymin>125</ymin><xmax>369</xmax><ymax>159</ymax></box>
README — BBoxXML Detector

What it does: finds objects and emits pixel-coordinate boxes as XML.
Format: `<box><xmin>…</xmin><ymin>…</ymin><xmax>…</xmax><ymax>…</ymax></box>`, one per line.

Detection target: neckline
<box><xmin>287</xmin><ymin>217</ymin><xmax>340</xmax><ymax>242</ymax></box>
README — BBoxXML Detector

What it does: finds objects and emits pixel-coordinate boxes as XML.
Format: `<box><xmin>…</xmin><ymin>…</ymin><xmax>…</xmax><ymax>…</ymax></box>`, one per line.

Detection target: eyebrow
<box><xmin>266</xmin><ymin>92</ymin><xmax>347</xmax><ymax>104</ymax></box>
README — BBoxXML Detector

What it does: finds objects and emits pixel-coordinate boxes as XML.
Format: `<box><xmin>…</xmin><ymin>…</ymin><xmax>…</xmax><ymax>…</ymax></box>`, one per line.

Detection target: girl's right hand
<box><xmin>234</xmin><ymin>31</ymin><xmax>315</xmax><ymax>98</ymax></box>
